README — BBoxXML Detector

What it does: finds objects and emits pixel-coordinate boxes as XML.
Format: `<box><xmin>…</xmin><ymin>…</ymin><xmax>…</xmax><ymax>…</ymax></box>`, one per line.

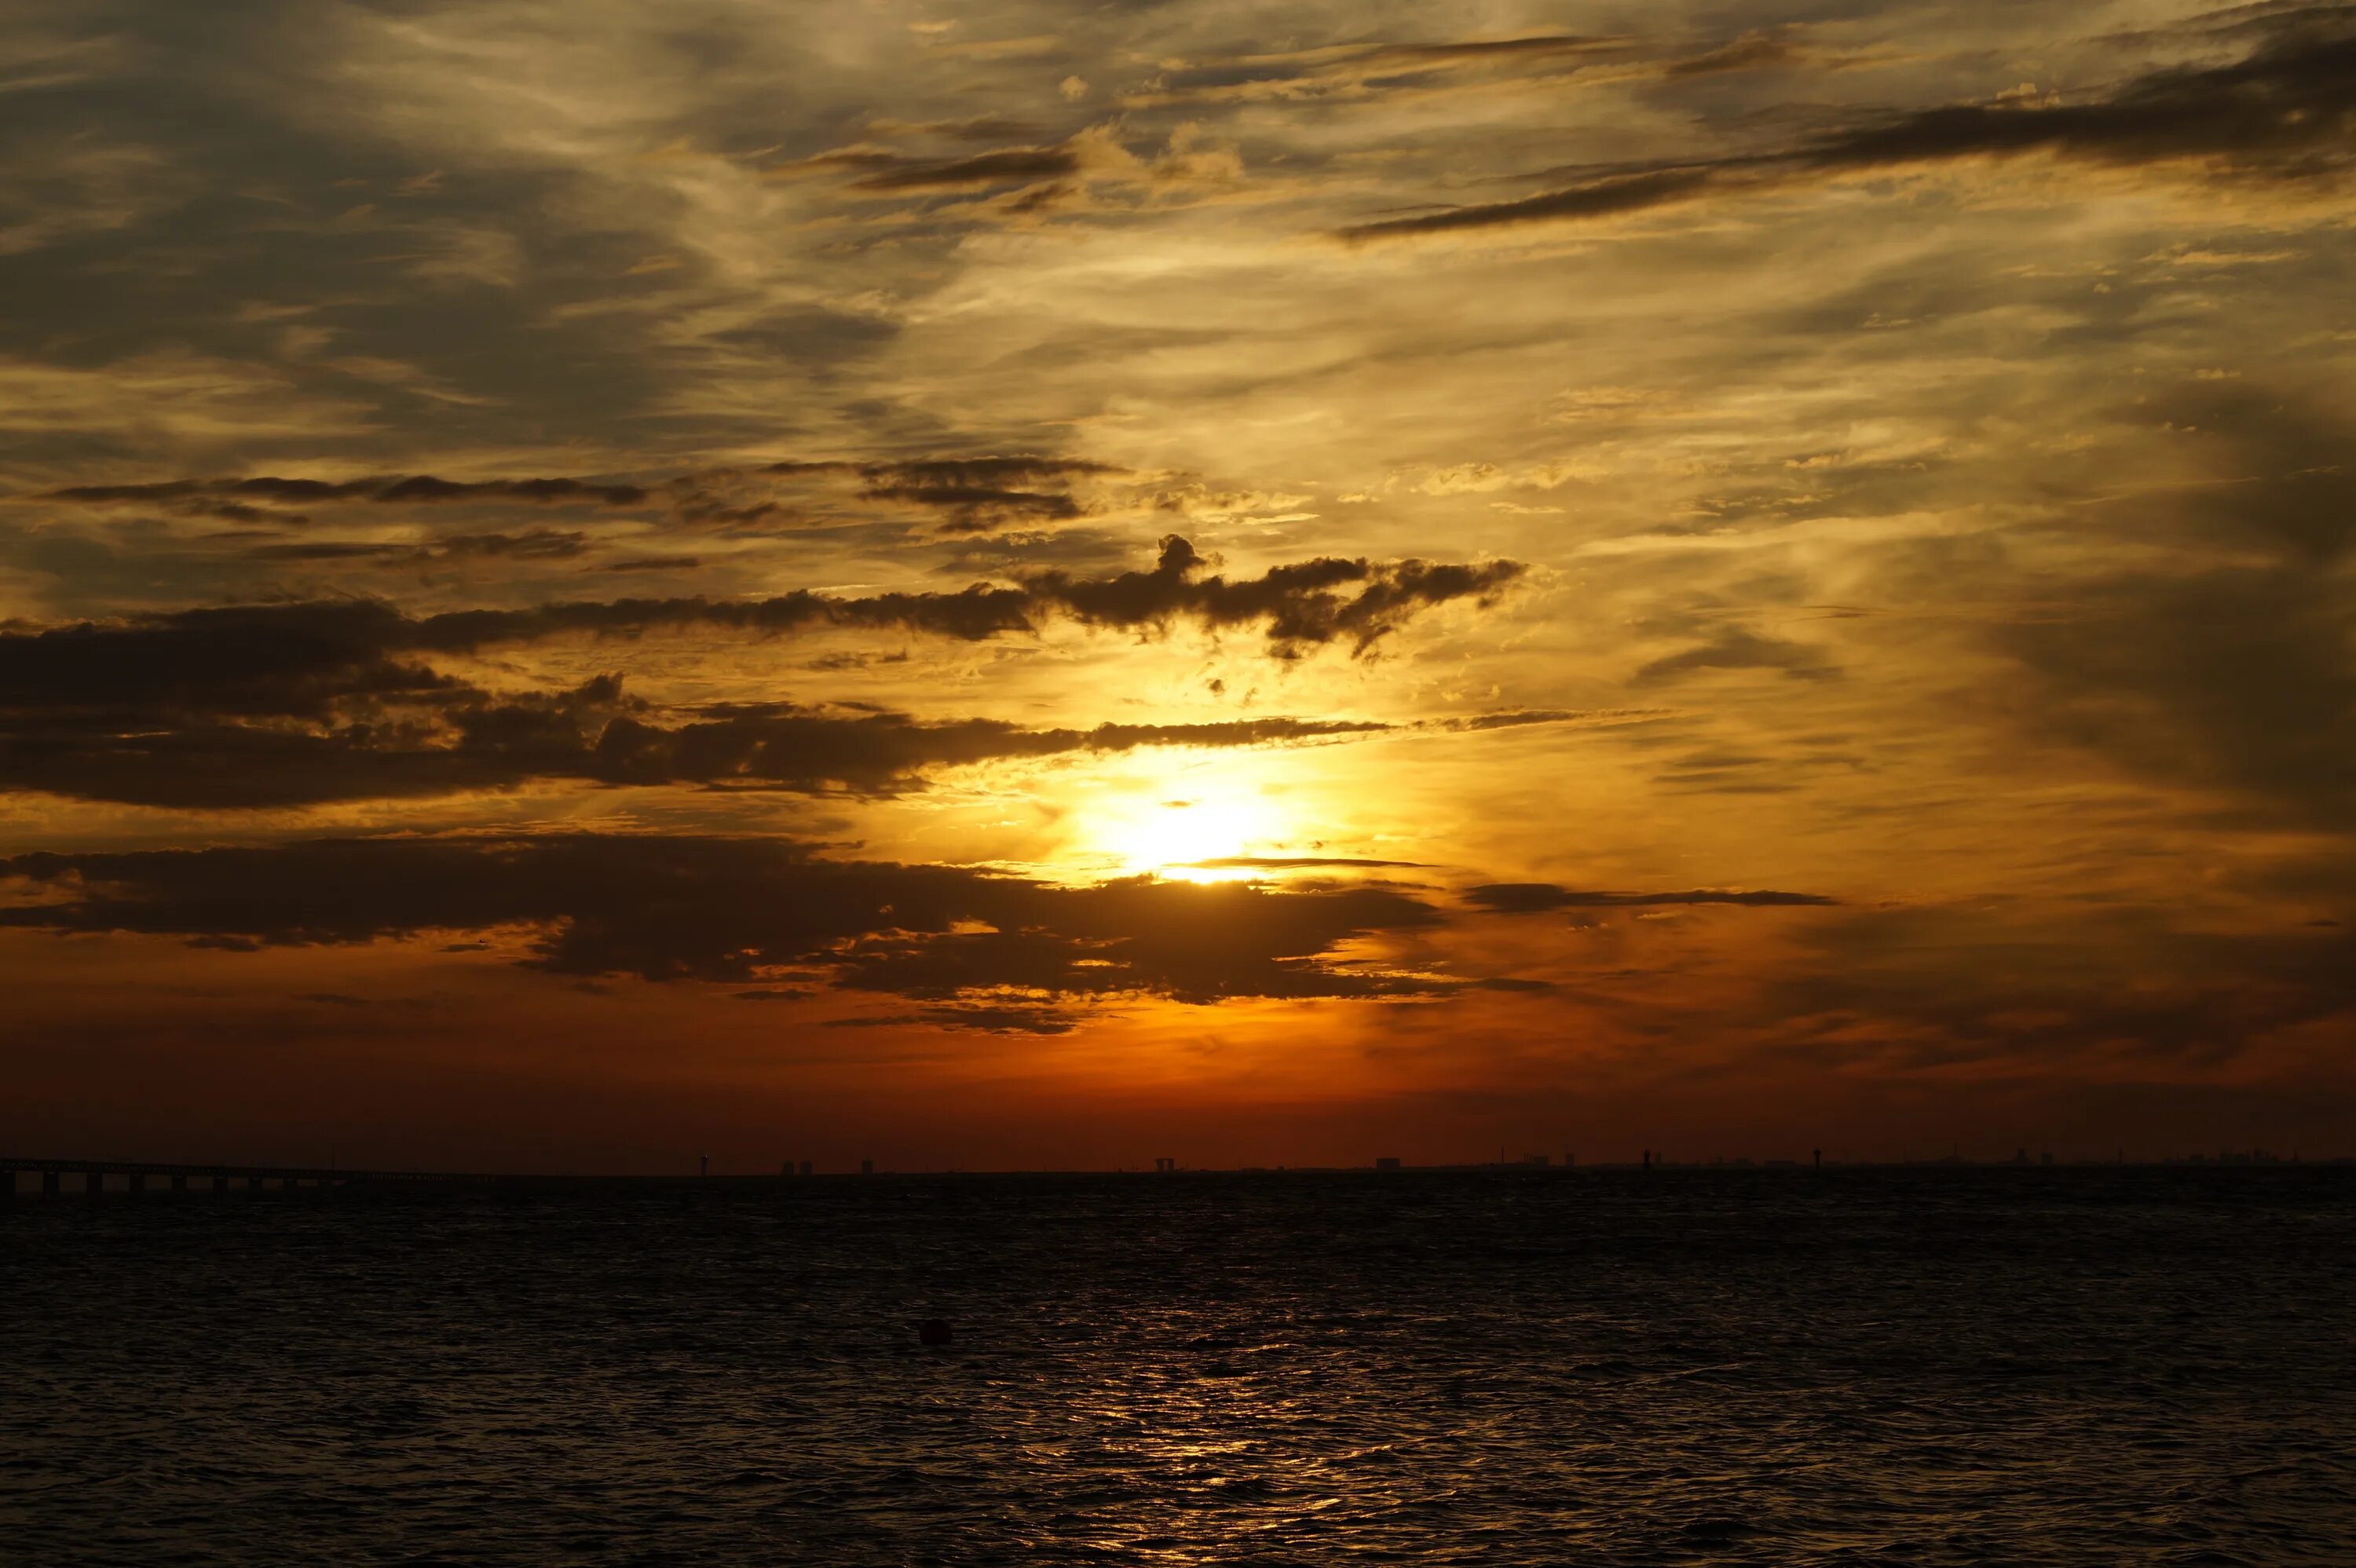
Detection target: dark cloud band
<box><xmin>0</xmin><ymin>529</ymin><xmax>1529</xmax><ymax>808</ymax></box>
<box><xmin>49</xmin><ymin>475</ymin><xmax>652</xmax><ymax>509</ymax></box>
<box><xmin>0</xmin><ymin>534</ymin><xmax>1527</xmax><ymax>716</ymax></box>
<box><xmin>0</xmin><ymin>691</ymin><xmax>1396</xmax><ymax>809</ymax></box>
<box><xmin>1465</xmin><ymin>883</ymin><xmax>1836</xmax><ymax>912</ymax></box>
<box><xmin>0</xmin><ymin>834</ymin><xmax>1462</xmax><ymax>1025</ymax></box>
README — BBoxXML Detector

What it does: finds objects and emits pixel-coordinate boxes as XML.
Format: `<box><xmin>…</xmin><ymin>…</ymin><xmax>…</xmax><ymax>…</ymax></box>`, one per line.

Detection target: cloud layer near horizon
<box><xmin>2</xmin><ymin>834</ymin><xmax>1469</xmax><ymax>1030</ymax></box>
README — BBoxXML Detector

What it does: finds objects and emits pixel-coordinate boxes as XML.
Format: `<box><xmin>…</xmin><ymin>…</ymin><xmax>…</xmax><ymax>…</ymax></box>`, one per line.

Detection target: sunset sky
<box><xmin>4</xmin><ymin>1</ymin><xmax>2353</xmax><ymax>1171</ymax></box>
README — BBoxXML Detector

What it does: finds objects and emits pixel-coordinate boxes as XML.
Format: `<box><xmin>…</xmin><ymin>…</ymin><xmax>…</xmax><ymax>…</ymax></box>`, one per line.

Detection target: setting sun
<box><xmin>1077</xmin><ymin>784</ymin><xmax>1286</xmax><ymax>882</ymax></box>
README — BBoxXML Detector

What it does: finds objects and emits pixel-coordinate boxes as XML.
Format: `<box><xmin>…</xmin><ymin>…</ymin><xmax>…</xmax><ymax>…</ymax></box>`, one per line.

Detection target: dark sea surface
<box><xmin>4</xmin><ymin>1167</ymin><xmax>2353</xmax><ymax>1566</ymax></box>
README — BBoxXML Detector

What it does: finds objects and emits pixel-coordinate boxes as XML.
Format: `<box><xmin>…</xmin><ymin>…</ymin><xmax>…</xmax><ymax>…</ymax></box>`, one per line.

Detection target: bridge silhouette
<box><xmin>1</xmin><ymin>1157</ymin><xmax>497</xmax><ymax>1199</ymax></box>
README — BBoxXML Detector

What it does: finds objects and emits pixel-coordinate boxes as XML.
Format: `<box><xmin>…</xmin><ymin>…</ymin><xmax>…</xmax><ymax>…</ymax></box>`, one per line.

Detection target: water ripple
<box><xmin>3</xmin><ymin>1168</ymin><xmax>2351</xmax><ymax>1564</ymax></box>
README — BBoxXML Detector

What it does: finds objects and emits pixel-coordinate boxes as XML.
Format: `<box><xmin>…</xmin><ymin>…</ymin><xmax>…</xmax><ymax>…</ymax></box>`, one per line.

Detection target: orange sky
<box><xmin>4</xmin><ymin>2</ymin><xmax>2354</xmax><ymax>1169</ymax></box>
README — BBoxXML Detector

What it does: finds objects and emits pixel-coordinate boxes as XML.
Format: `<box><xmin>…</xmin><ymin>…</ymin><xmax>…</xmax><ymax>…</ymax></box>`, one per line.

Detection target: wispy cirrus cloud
<box><xmin>1338</xmin><ymin>22</ymin><xmax>2356</xmax><ymax>240</ymax></box>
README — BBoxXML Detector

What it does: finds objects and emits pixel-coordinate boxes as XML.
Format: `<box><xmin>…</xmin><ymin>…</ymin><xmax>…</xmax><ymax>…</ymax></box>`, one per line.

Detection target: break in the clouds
<box><xmin>4</xmin><ymin>0</ymin><xmax>2354</xmax><ymax>1167</ymax></box>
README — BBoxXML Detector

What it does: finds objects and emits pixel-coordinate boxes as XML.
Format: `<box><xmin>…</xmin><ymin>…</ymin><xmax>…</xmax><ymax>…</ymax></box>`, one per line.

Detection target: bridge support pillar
<box><xmin>170</xmin><ymin>1175</ymin><xmax>188</xmax><ymax>1194</ymax></box>
<box><xmin>0</xmin><ymin>1169</ymin><xmax>13</xmax><ymax>1202</ymax></box>
<box><xmin>128</xmin><ymin>1173</ymin><xmax>146</xmax><ymax>1196</ymax></box>
<box><xmin>213</xmin><ymin>1175</ymin><xmax>229</xmax><ymax>1196</ymax></box>
<box><xmin>42</xmin><ymin>1171</ymin><xmax>60</xmax><ymax>1197</ymax></box>
<box><xmin>247</xmin><ymin>1175</ymin><xmax>263</xmax><ymax>1193</ymax></box>
<box><xmin>85</xmin><ymin>1171</ymin><xmax>104</xmax><ymax>1198</ymax></box>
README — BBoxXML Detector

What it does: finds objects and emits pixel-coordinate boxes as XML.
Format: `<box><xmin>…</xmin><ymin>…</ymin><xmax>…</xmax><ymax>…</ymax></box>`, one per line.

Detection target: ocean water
<box><xmin>3</xmin><ymin>1168</ymin><xmax>2351</xmax><ymax>1566</ymax></box>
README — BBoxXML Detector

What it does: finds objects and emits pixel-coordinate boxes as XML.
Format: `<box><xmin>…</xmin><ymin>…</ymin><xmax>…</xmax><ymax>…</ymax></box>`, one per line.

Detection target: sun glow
<box><xmin>1080</xmin><ymin>788</ymin><xmax>1287</xmax><ymax>883</ymax></box>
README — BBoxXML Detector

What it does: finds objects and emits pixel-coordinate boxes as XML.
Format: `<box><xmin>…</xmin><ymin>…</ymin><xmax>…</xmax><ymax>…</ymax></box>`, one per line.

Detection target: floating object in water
<box><xmin>918</xmin><ymin>1318</ymin><xmax>953</xmax><ymax>1347</ymax></box>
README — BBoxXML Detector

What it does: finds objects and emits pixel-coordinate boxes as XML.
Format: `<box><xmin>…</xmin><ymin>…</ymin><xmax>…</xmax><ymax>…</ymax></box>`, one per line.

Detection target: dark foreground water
<box><xmin>4</xmin><ymin>1168</ymin><xmax>2352</xmax><ymax>1566</ymax></box>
